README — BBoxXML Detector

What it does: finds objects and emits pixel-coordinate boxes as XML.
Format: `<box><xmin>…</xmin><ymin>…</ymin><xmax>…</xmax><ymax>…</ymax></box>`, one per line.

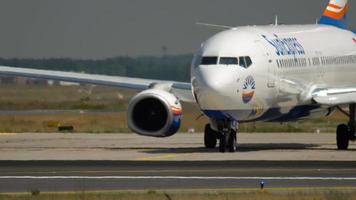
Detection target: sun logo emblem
<box><xmin>242</xmin><ymin>76</ymin><xmax>256</xmax><ymax>104</ymax></box>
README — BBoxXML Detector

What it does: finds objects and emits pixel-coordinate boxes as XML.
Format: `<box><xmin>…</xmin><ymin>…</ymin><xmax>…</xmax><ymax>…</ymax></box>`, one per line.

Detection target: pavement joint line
<box><xmin>1</xmin><ymin>176</ymin><xmax>356</xmax><ymax>180</ymax></box>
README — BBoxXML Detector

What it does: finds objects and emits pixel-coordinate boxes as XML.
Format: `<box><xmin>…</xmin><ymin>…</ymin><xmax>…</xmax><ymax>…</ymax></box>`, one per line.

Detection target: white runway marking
<box><xmin>0</xmin><ymin>176</ymin><xmax>355</xmax><ymax>180</ymax></box>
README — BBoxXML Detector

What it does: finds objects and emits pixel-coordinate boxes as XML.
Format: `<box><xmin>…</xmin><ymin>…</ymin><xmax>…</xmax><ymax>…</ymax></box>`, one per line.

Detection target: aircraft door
<box><xmin>266</xmin><ymin>52</ymin><xmax>276</xmax><ymax>88</ymax></box>
<box><xmin>255</xmin><ymin>40</ymin><xmax>276</xmax><ymax>89</ymax></box>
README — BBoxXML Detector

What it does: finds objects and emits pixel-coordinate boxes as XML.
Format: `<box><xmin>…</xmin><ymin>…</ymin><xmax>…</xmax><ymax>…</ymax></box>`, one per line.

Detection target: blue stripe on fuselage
<box><xmin>203</xmin><ymin>105</ymin><xmax>321</xmax><ymax>122</ymax></box>
<box><xmin>266</xmin><ymin>105</ymin><xmax>320</xmax><ymax>122</ymax></box>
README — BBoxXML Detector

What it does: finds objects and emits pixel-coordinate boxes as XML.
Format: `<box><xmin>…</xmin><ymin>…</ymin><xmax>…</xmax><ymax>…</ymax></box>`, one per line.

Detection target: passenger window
<box><xmin>239</xmin><ymin>56</ymin><xmax>253</xmax><ymax>68</ymax></box>
<box><xmin>201</xmin><ymin>57</ymin><xmax>218</xmax><ymax>65</ymax></box>
<box><xmin>219</xmin><ymin>57</ymin><xmax>238</xmax><ymax>65</ymax></box>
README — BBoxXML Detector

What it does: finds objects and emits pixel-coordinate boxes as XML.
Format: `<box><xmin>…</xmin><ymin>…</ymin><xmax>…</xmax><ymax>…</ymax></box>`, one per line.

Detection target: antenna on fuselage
<box><xmin>274</xmin><ymin>15</ymin><xmax>278</xmax><ymax>26</ymax></box>
<box><xmin>196</xmin><ymin>22</ymin><xmax>233</xmax><ymax>30</ymax></box>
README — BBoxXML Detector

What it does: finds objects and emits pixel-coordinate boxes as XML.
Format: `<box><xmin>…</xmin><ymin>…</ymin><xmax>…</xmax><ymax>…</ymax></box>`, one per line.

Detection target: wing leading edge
<box><xmin>0</xmin><ymin>66</ymin><xmax>195</xmax><ymax>103</ymax></box>
<box><xmin>313</xmin><ymin>87</ymin><xmax>356</xmax><ymax>105</ymax></box>
<box><xmin>269</xmin><ymin>77</ymin><xmax>356</xmax><ymax>107</ymax></box>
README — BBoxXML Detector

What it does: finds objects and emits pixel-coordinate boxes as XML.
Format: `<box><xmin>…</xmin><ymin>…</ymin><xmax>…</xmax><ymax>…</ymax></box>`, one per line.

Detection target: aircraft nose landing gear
<box><xmin>336</xmin><ymin>103</ymin><xmax>356</xmax><ymax>150</ymax></box>
<box><xmin>219</xmin><ymin>129</ymin><xmax>237</xmax><ymax>153</ymax></box>
<box><xmin>204</xmin><ymin>120</ymin><xmax>237</xmax><ymax>153</ymax></box>
<box><xmin>220</xmin><ymin>121</ymin><xmax>237</xmax><ymax>153</ymax></box>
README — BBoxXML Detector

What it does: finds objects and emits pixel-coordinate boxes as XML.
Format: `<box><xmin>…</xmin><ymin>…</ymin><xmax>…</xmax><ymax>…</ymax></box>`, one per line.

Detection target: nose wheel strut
<box><xmin>218</xmin><ymin>120</ymin><xmax>237</xmax><ymax>153</ymax></box>
<box><xmin>204</xmin><ymin>120</ymin><xmax>237</xmax><ymax>153</ymax></box>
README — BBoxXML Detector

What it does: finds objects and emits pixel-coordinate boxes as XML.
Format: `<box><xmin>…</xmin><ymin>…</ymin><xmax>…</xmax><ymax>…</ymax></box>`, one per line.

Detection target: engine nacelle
<box><xmin>127</xmin><ymin>89</ymin><xmax>182</xmax><ymax>137</ymax></box>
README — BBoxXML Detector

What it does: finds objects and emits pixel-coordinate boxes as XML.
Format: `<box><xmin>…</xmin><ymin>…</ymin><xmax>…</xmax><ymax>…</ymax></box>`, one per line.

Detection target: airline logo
<box><xmin>323</xmin><ymin>0</ymin><xmax>348</xmax><ymax>20</ymax></box>
<box><xmin>242</xmin><ymin>76</ymin><xmax>255</xmax><ymax>104</ymax></box>
<box><xmin>262</xmin><ymin>35</ymin><xmax>305</xmax><ymax>56</ymax></box>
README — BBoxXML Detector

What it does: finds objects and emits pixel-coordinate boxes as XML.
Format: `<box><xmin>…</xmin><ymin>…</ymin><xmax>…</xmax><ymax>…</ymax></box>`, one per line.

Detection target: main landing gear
<box><xmin>336</xmin><ymin>104</ymin><xmax>356</xmax><ymax>150</ymax></box>
<box><xmin>204</xmin><ymin>120</ymin><xmax>237</xmax><ymax>153</ymax></box>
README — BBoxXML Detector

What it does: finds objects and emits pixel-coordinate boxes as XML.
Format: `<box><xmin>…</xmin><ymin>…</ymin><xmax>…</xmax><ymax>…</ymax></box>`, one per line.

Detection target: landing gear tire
<box><xmin>204</xmin><ymin>124</ymin><xmax>217</xmax><ymax>149</ymax></box>
<box><xmin>218</xmin><ymin>130</ymin><xmax>237</xmax><ymax>153</ymax></box>
<box><xmin>219</xmin><ymin>133</ymin><xmax>227</xmax><ymax>153</ymax></box>
<box><xmin>337</xmin><ymin>124</ymin><xmax>349</xmax><ymax>150</ymax></box>
<box><xmin>335</xmin><ymin>104</ymin><xmax>355</xmax><ymax>150</ymax></box>
<box><xmin>228</xmin><ymin>130</ymin><xmax>237</xmax><ymax>152</ymax></box>
<box><xmin>214</xmin><ymin>120</ymin><xmax>238</xmax><ymax>153</ymax></box>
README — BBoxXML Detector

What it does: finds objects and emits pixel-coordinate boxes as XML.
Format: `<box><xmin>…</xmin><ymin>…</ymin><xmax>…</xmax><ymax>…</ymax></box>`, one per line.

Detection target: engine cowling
<box><xmin>127</xmin><ymin>89</ymin><xmax>182</xmax><ymax>137</ymax></box>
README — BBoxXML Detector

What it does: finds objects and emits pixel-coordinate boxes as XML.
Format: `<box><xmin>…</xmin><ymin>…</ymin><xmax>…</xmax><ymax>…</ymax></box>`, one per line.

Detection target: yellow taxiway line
<box><xmin>137</xmin><ymin>153</ymin><xmax>192</xmax><ymax>161</ymax></box>
<box><xmin>0</xmin><ymin>133</ymin><xmax>17</xmax><ymax>136</ymax></box>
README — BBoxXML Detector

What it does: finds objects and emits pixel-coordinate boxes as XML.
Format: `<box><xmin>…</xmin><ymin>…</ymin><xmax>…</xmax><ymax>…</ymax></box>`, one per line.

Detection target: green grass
<box><xmin>0</xmin><ymin>190</ymin><xmax>356</xmax><ymax>200</ymax></box>
<box><xmin>0</xmin><ymin>84</ymin><xmax>133</xmax><ymax>110</ymax></box>
<box><xmin>0</xmin><ymin>83</ymin><xmax>349</xmax><ymax>133</ymax></box>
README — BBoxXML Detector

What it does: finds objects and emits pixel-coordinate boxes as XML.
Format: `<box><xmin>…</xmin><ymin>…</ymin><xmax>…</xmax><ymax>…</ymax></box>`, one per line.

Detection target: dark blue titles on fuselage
<box><xmin>262</xmin><ymin>34</ymin><xmax>305</xmax><ymax>56</ymax></box>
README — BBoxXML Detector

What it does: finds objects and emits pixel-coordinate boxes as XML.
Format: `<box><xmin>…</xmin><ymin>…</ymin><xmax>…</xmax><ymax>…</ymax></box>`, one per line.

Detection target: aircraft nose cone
<box><xmin>193</xmin><ymin>66</ymin><xmax>238</xmax><ymax>109</ymax></box>
<box><xmin>198</xmin><ymin>68</ymin><xmax>223</xmax><ymax>91</ymax></box>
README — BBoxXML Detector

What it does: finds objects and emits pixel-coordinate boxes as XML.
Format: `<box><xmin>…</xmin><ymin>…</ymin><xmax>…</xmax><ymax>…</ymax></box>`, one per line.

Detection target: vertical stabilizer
<box><xmin>319</xmin><ymin>0</ymin><xmax>349</xmax><ymax>29</ymax></box>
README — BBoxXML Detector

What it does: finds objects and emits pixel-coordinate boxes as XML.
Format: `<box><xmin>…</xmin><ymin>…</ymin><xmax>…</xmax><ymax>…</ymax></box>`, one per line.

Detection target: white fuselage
<box><xmin>191</xmin><ymin>24</ymin><xmax>356</xmax><ymax>122</ymax></box>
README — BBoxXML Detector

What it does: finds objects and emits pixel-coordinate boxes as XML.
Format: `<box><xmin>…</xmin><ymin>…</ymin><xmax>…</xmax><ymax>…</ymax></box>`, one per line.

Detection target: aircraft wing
<box><xmin>276</xmin><ymin>77</ymin><xmax>356</xmax><ymax>106</ymax></box>
<box><xmin>0</xmin><ymin>66</ymin><xmax>195</xmax><ymax>103</ymax></box>
<box><xmin>312</xmin><ymin>87</ymin><xmax>356</xmax><ymax>106</ymax></box>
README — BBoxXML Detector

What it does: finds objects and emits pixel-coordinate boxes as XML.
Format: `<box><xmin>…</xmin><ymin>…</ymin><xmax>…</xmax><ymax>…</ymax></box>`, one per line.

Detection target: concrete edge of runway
<box><xmin>1</xmin><ymin>160</ymin><xmax>356</xmax><ymax>168</ymax></box>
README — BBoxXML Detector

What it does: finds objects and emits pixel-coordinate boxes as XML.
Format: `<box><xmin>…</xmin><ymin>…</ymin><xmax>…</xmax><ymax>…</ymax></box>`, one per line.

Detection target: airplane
<box><xmin>0</xmin><ymin>0</ymin><xmax>355</xmax><ymax>152</ymax></box>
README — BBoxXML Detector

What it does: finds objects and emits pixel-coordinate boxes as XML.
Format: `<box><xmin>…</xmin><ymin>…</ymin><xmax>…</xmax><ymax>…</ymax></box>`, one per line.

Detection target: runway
<box><xmin>0</xmin><ymin>133</ymin><xmax>355</xmax><ymax>161</ymax></box>
<box><xmin>1</xmin><ymin>160</ymin><xmax>356</xmax><ymax>192</ymax></box>
<box><xmin>0</xmin><ymin>133</ymin><xmax>356</xmax><ymax>192</ymax></box>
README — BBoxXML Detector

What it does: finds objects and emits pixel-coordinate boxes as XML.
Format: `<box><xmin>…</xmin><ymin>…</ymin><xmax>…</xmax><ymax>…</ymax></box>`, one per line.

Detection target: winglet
<box><xmin>319</xmin><ymin>0</ymin><xmax>349</xmax><ymax>29</ymax></box>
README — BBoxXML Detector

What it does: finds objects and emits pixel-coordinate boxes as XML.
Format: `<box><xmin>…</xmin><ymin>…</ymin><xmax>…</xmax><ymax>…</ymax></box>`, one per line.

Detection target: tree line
<box><xmin>0</xmin><ymin>54</ymin><xmax>193</xmax><ymax>82</ymax></box>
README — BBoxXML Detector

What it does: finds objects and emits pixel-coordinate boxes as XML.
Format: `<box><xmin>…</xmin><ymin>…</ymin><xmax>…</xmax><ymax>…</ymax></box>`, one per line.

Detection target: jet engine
<box><xmin>127</xmin><ymin>89</ymin><xmax>182</xmax><ymax>137</ymax></box>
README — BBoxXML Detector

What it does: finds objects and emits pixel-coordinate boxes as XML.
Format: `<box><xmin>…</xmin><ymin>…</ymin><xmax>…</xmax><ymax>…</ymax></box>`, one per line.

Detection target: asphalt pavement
<box><xmin>0</xmin><ymin>160</ymin><xmax>356</xmax><ymax>192</ymax></box>
<box><xmin>0</xmin><ymin>133</ymin><xmax>356</xmax><ymax>192</ymax></box>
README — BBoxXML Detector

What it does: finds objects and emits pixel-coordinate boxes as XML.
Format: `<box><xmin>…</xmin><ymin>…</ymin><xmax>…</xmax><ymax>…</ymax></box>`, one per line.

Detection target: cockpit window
<box><xmin>199</xmin><ymin>56</ymin><xmax>252</xmax><ymax>68</ymax></box>
<box><xmin>239</xmin><ymin>56</ymin><xmax>253</xmax><ymax>68</ymax></box>
<box><xmin>193</xmin><ymin>55</ymin><xmax>202</xmax><ymax>68</ymax></box>
<box><xmin>201</xmin><ymin>57</ymin><xmax>218</xmax><ymax>65</ymax></box>
<box><xmin>219</xmin><ymin>57</ymin><xmax>238</xmax><ymax>65</ymax></box>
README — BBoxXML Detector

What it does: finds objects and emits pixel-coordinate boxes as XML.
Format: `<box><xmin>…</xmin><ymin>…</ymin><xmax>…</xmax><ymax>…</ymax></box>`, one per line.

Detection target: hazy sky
<box><xmin>0</xmin><ymin>0</ymin><xmax>354</xmax><ymax>59</ymax></box>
